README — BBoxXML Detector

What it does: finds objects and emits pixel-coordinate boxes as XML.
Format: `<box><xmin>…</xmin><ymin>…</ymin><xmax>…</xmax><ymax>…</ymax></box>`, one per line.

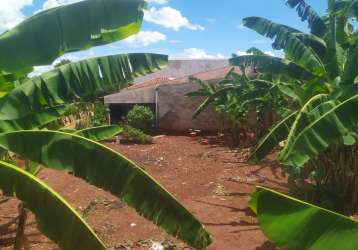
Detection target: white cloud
<box><xmin>41</xmin><ymin>0</ymin><xmax>83</xmax><ymax>11</ymax></box>
<box><xmin>174</xmin><ymin>48</ymin><xmax>225</xmax><ymax>59</ymax></box>
<box><xmin>0</xmin><ymin>0</ymin><xmax>33</xmax><ymax>32</ymax></box>
<box><xmin>264</xmin><ymin>51</ymin><xmax>275</xmax><ymax>57</ymax></box>
<box><xmin>236</xmin><ymin>24</ymin><xmax>248</xmax><ymax>30</ymax></box>
<box><xmin>144</xmin><ymin>7</ymin><xmax>204</xmax><ymax>31</ymax></box>
<box><xmin>235</xmin><ymin>50</ymin><xmax>251</xmax><ymax>56</ymax></box>
<box><xmin>235</xmin><ymin>50</ymin><xmax>275</xmax><ymax>57</ymax></box>
<box><xmin>42</xmin><ymin>0</ymin><xmax>60</xmax><ymax>9</ymax></box>
<box><xmin>29</xmin><ymin>54</ymin><xmax>79</xmax><ymax>77</ymax></box>
<box><xmin>146</xmin><ymin>0</ymin><xmax>168</xmax><ymax>4</ymax></box>
<box><xmin>123</xmin><ymin>31</ymin><xmax>166</xmax><ymax>47</ymax></box>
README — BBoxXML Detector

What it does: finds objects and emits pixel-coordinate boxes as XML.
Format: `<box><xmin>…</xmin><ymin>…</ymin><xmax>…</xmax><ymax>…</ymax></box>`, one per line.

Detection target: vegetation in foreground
<box><xmin>0</xmin><ymin>0</ymin><xmax>211</xmax><ymax>249</ymax></box>
<box><xmin>1</xmin><ymin>0</ymin><xmax>358</xmax><ymax>249</ymax></box>
<box><xmin>192</xmin><ymin>0</ymin><xmax>358</xmax><ymax>249</ymax></box>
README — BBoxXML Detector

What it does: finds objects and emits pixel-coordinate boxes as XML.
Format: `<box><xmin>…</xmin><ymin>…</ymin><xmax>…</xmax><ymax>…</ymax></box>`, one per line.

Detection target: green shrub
<box><xmin>122</xmin><ymin>127</ymin><xmax>152</xmax><ymax>144</ymax></box>
<box><xmin>126</xmin><ymin>105</ymin><xmax>154</xmax><ymax>131</ymax></box>
<box><xmin>91</xmin><ymin>100</ymin><xmax>107</xmax><ymax>126</ymax></box>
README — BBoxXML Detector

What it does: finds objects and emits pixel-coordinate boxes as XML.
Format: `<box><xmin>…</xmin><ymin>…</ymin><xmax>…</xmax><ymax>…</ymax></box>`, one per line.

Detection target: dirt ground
<box><xmin>0</xmin><ymin>134</ymin><xmax>287</xmax><ymax>250</ymax></box>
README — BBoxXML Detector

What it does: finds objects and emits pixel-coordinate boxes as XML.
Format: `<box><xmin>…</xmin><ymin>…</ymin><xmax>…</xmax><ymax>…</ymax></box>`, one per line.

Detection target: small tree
<box><xmin>126</xmin><ymin>105</ymin><xmax>155</xmax><ymax>132</ymax></box>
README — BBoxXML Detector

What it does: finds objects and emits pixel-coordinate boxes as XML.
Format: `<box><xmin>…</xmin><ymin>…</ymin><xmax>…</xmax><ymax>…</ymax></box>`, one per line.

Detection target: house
<box><xmin>104</xmin><ymin>59</ymin><xmax>239</xmax><ymax>132</ymax></box>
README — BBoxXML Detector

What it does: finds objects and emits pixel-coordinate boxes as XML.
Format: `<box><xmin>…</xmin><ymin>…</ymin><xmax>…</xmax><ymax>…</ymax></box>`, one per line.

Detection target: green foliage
<box><xmin>242</xmin><ymin>16</ymin><xmax>326</xmax><ymax>75</ymax></box>
<box><xmin>246</xmin><ymin>47</ymin><xmax>266</xmax><ymax>55</ymax></box>
<box><xmin>0</xmin><ymin>1</ymin><xmax>210</xmax><ymax>249</ymax></box>
<box><xmin>0</xmin><ymin>106</ymin><xmax>68</xmax><ymax>132</ymax></box>
<box><xmin>250</xmin><ymin>186</ymin><xmax>358</xmax><ymax>250</ymax></box>
<box><xmin>0</xmin><ymin>161</ymin><xmax>106</xmax><ymax>250</ymax></box>
<box><xmin>0</xmin><ymin>130</ymin><xmax>212</xmax><ymax>249</ymax></box>
<box><xmin>230</xmin><ymin>55</ymin><xmax>314</xmax><ymax>80</ymax></box>
<box><xmin>231</xmin><ymin>1</ymin><xmax>358</xmax><ymax>248</ymax></box>
<box><xmin>188</xmin><ymin>66</ymin><xmax>287</xmax><ymax>146</ymax></box>
<box><xmin>91</xmin><ymin>100</ymin><xmax>108</xmax><ymax>126</ymax></box>
<box><xmin>126</xmin><ymin>105</ymin><xmax>155</xmax><ymax>131</ymax></box>
<box><xmin>122</xmin><ymin>126</ymin><xmax>152</xmax><ymax>144</ymax></box>
<box><xmin>237</xmin><ymin>0</ymin><xmax>358</xmax><ymax>213</ymax></box>
<box><xmin>74</xmin><ymin>125</ymin><xmax>123</xmax><ymax>142</ymax></box>
<box><xmin>0</xmin><ymin>0</ymin><xmax>147</xmax><ymax>78</ymax></box>
<box><xmin>285</xmin><ymin>0</ymin><xmax>326</xmax><ymax>36</ymax></box>
<box><xmin>0</xmin><ymin>53</ymin><xmax>168</xmax><ymax>120</ymax></box>
<box><xmin>248</xmin><ymin>111</ymin><xmax>298</xmax><ymax>164</ymax></box>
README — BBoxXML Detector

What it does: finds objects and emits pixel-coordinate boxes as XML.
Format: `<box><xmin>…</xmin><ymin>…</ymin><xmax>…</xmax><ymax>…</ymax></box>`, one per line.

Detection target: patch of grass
<box><xmin>122</xmin><ymin>127</ymin><xmax>152</xmax><ymax>144</ymax></box>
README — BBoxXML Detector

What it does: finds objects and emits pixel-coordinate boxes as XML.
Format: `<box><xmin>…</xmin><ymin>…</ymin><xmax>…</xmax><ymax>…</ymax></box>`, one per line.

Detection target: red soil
<box><xmin>0</xmin><ymin>135</ymin><xmax>286</xmax><ymax>250</ymax></box>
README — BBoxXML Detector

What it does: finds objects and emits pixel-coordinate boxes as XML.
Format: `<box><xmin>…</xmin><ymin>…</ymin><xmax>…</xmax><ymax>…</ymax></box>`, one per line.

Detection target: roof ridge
<box><xmin>125</xmin><ymin>66</ymin><xmax>240</xmax><ymax>91</ymax></box>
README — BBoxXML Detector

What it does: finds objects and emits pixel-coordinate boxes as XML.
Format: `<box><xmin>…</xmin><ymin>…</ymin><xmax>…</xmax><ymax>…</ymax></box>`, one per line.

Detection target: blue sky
<box><xmin>1</xmin><ymin>0</ymin><xmax>327</xmax><ymax>70</ymax></box>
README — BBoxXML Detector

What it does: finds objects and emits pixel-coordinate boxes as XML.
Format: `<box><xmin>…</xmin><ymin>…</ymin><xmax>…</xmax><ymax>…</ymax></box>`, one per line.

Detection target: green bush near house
<box><xmin>126</xmin><ymin>105</ymin><xmax>155</xmax><ymax>132</ymax></box>
<box><xmin>122</xmin><ymin>126</ymin><xmax>153</xmax><ymax>144</ymax></box>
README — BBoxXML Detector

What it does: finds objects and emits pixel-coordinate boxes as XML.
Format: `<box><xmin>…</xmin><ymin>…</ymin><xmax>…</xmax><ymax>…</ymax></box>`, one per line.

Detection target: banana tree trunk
<box><xmin>14</xmin><ymin>204</ymin><xmax>28</xmax><ymax>250</ymax></box>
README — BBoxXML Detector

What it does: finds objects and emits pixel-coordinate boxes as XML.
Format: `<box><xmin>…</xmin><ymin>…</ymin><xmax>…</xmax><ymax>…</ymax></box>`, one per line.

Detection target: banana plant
<box><xmin>0</xmin><ymin>0</ymin><xmax>147</xmax><ymax>82</ymax></box>
<box><xmin>0</xmin><ymin>1</ymin><xmax>212</xmax><ymax>249</ymax></box>
<box><xmin>232</xmin><ymin>0</ymin><xmax>358</xmax><ymax>212</ymax></box>
<box><xmin>236</xmin><ymin>0</ymin><xmax>358</xmax><ymax>162</ymax></box>
<box><xmin>188</xmin><ymin>56</ymin><xmax>288</xmax><ymax>145</ymax></box>
<box><xmin>250</xmin><ymin>186</ymin><xmax>358</xmax><ymax>250</ymax></box>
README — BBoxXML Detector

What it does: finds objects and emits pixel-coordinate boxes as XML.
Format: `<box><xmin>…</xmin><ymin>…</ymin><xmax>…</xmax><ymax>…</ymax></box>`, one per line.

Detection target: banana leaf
<box><xmin>279</xmin><ymin>93</ymin><xmax>358</xmax><ymax>167</ymax></box>
<box><xmin>250</xmin><ymin>186</ymin><xmax>358</xmax><ymax>250</ymax></box>
<box><xmin>242</xmin><ymin>17</ymin><xmax>326</xmax><ymax>75</ymax></box>
<box><xmin>0</xmin><ymin>53</ymin><xmax>168</xmax><ymax>120</ymax></box>
<box><xmin>0</xmin><ymin>130</ymin><xmax>212</xmax><ymax>249</ymax></box>
<box><xmin>0</xmin><ymin>161</ymin><xmax>106</xmax><ymax>250</ymax></box>
<box><xmin>229</xmin><ymin>55</ymin><xmax>314</xmax><ymax>80</ymax></box>
<box><xmin>246</xmin><ymin>47</ymin><xmax>266</xmax><ymax>55</ymax></box>
<box><xmin>248</xmin><ymin>111</ymin><xmax>298</xmax><ymax>164</ymax></box>
<box><xmin>0</xmin><ymin>81</ymin><xmax>15</xmax><ymax>96</ymax></box>
<box><xmin>277</xmin><ymin>82</ymin><xmax>306</xmax><ymax>104</ymax></box>
<box><xmin>74</xmin><ymin>125</ymin><xmax>123</xmax><ymax>141</ymax></box>
<box><xmin>334</xmin><ymin>0</ymin><xmax>358</xmax><ymax>19</ymax></box>
<box><xmin>0</xmin><ymin>0</ymin><xmax>146</xmax><ymax>75</ymax></box>
<box><xmin>278</xmin><ymin>94</ymin><xmax>329</xmax><ymax>163</ymax></box>
<box><xmin>192</xmin><ymin>85</ymin><xmax>238</xmax><ymax>118</ymax></box>
<box><xmin>59</xmin><ymin>128</ymin><xmax>77</xmax><ymax>133</ymax></box>
<box><xmin>285</xmin><ymin>0</ymin><xmax>327</xmax><ymax>37</ymax></box>
<box><xmin>342</xmin><ymin>39</ymin><xmax>358</xmax><ymax>84</ymax></box>
<box><xmin>0</xmin><ymin>106</ymin><xmax>67</xmax><ymax>132</ymax></box>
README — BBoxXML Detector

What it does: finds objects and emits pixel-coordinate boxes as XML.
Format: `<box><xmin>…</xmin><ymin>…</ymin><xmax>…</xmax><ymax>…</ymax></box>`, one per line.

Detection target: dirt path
<box><xmin>0</xmin><ymin>135</ymin><xmax>286</xmax><ymax>250</ymax></box>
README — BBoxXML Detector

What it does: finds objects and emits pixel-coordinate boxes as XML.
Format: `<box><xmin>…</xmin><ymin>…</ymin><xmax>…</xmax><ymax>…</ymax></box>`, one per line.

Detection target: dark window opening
<box><xmin>109</xmin><ymin>103</ymin><xmax>156</xmax><ymax>124</ymax></box>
